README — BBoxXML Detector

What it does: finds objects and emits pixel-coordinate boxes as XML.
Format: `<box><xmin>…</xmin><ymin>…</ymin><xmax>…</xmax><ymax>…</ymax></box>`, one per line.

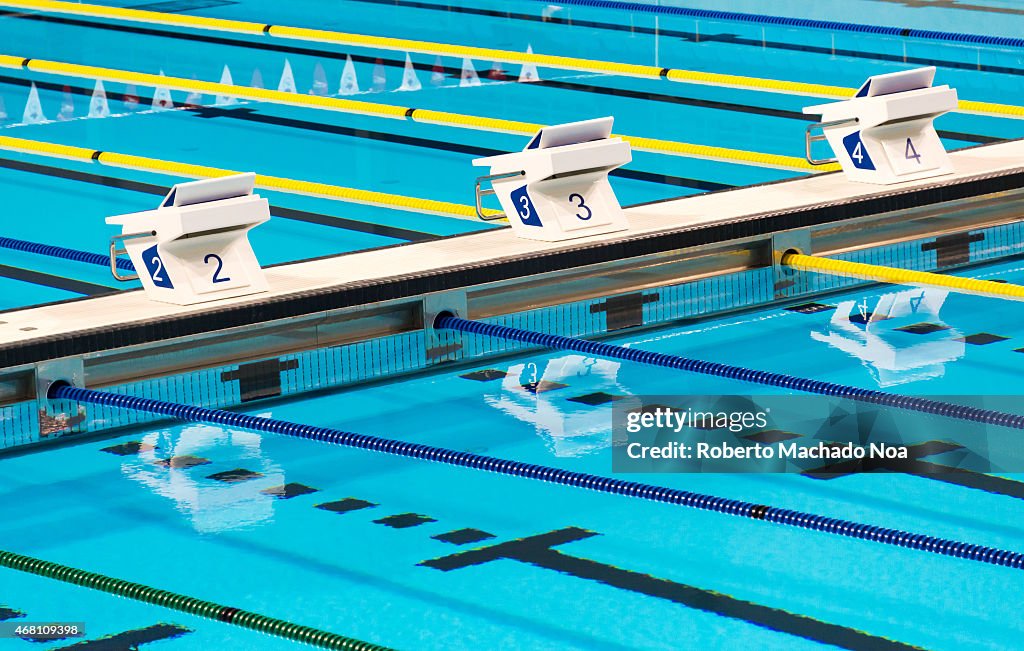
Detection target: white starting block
<box><xmin>107</xmin><ymin>173</ymin><xmax>270</xmax><ymax>305</ymax></box>
<box><xmin>803</xmin><ymin>67</ymin><xmax>958</xmax><ymax>184</ymax></box>
<box><xmin>473</xmin><ymin>117</ymin><xmax>631</xmax><ymax>241</ymax></box>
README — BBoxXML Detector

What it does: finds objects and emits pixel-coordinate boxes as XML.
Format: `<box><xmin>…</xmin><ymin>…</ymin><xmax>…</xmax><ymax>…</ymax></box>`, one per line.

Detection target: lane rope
<box><xmin>0</xmin><ymin>134</ymin><xmax>497</xmax><ymax>219</ymax></box>
<box><xmin>524</xmin><ymin>0</ymin><xmax>1024</xmax><ymax>48</ymax></box>
<box><xmin>0</xmin><ymin>235</ymin><xmax>134</xmax><ymax>270</ymax></box>
<box><xmin>51</xmin><ymin>383</ymin><xmax>1024</xmax><ymax>570</ymax></box>
<box><xmin>436</xmin><ymin>315</ymin><xmax>1024</xmax><ymax>430</ymax></box>
<box><xmin>783</xmin><ymin>252</ymin><xmax>1024</xmax><ymax>301</ymax></box>
<box><xmin>0</xmin><ymin>545</ymin><xmax>393</xmax><ymax>650</ymax></box>
<box><xmin>0</xmin><ymin>54</ymin><xmax>826</xmax><ymax>171</ymax></box>
<box><xmin>0</xmin><ymin>0</ymin><xmax>1021</xmax><ymax>119</ymax></box>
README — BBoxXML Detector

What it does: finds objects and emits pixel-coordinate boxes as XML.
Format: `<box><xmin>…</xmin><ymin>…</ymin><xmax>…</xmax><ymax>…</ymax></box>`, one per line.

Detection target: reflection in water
<box><xmin>810</xmin><ymin>288</ymin><xmax>964</xmax><ymax>387</ymax></box>
<box><xmin>120</xmin><ymin>419</ymin><xmax>284</xmax><ymax>533</ymax></box>
<box><xmin>484</xmin><ymin>354</ymin><xmax>637</xmax><ymax>458</ymax></box>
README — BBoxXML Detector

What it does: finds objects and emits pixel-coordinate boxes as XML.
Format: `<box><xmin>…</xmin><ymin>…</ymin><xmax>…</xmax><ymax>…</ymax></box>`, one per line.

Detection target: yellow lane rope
<box><xmin>1</xmin><ymin>0</ymin><xmax>1021</xmax><ymax>120</ymax></box>
<box><xmin>782</xmin><ymin>252</ymin><xmax>1024</xmax><ymax>301</ymax></box>
<box><xmin>0</xmin><ymin>134</ymin><xmax>497</xmax><ymax>219</ymax></box>
<box><xmin>0</xmin><ymin>54</ymin><xmax>826</xmax><ymax>171</ymax></box>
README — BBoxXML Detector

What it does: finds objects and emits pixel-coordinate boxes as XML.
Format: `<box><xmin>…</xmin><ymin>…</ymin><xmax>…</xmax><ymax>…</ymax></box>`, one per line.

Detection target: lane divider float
<box><xmin>0</xmin><ymin>0</ymin><xmax>1021</xmax><ymax>119</ymax></box>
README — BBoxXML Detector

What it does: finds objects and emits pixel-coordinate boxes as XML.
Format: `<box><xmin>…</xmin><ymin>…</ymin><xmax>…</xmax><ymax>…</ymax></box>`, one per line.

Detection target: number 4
<box><xmin>905</xmin><ymin>137</ymin><xmax>921</xmax><ymax>164</ymax></box>
<box><xmin>851</xmin><ymin>142</ymin><xmax>864</xmax><ymax>164</ymax></box>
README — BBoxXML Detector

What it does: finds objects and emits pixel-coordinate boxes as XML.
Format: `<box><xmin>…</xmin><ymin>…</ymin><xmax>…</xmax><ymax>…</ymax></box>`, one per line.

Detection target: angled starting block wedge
<box><xmin>106</xmin><ymin>173</ymin><xmax>270</xmax><ymax>305</ymax></box>
<box><xmin>473</xmin><ymin>117</ymin><xmax>631</xmax><ymax>241</ymax></box>
<box><xmin>804</xmin><ymin>67</ymin><xmax>957</xmax><ymax>184</ymax></box>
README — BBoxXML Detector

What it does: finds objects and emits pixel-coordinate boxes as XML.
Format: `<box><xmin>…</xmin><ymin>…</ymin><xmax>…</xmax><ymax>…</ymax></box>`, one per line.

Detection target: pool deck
<box><xmin>0</xmin><ymin>137</ymin><xmax>1022</xmax><ymax>369</ymax></box>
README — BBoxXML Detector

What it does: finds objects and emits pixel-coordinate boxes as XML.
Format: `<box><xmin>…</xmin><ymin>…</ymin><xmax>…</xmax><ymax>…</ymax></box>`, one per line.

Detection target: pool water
<box><xmin>4</xmin><ymin>256</ymin><xmax>1024</xmax><ymax>650</ymax></box>
<box><xmin>0</xmin><ymin>0</ymin><xmax>1022</xmax><ymax>309</ymax></box>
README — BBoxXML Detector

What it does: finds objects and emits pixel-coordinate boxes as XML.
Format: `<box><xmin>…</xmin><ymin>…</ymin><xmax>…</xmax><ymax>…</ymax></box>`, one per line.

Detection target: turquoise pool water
<box><xmin>0</xmin><ymin>0</ymin><xmax>1022</xmax><ymax>309</ymax></box>
<box><xmin>4</xmin><ymin>257</ymin><xmax>1024</xmax><ymax>649</ymax></box>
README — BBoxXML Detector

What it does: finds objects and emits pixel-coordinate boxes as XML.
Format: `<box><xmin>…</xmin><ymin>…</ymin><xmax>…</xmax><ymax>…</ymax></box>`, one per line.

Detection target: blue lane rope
<box><xmin>0</xmin><ymin>236</ymin><xmax>134</xmax><ymax>271</ymax></box>
<box><xmin>436</xmin><ymin>316</ymin><xmax>1024</xmax><ymax>431</ymax></box>
<box><xmin>51</xmin><ymin>384</ymin><xmax>1024</xmax><ymax>570</ymax></box>
<box><xmin>533</xmin><ymin>0</ymin><xmax>1024</xmax><ymax>48</ymax></box>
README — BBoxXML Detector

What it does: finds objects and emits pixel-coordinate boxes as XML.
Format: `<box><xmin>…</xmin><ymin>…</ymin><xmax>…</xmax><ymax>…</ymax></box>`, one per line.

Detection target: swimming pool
<box><xmin>1</xmin><ymin>0</ymin><xmax>1024</xmax><ymax>649</ymax></box>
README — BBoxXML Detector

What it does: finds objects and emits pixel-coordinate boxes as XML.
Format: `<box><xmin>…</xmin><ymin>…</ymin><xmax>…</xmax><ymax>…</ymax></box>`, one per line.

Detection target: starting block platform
<box><xmin>0</xmin><ymin>138</ymin><xmax>1021</xmax><ymax>372</ymax></box>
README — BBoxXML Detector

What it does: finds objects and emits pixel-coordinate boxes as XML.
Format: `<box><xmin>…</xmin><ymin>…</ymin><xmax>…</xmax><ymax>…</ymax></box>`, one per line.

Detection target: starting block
<box><xmin>473</xmin><ymin>117</ymin><xmax>631</xmax><ymax>242</ymax></box>
<box><xmin>107</xmin><ymin>173</ymin><xmax>270</xmax><ymax>305</ymax></box>
<box><xmin>803</xmin><ymin>67</ymin><xmax>957</xmax><ymax>184</ymax></box>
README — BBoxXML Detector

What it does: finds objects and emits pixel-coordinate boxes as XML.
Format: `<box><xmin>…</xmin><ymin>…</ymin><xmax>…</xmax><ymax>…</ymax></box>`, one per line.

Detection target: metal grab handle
<box><xmin>473</xmin><ymin>170</ymin><xmax>525</xmax><ymax>221</ymax></box>
<box><xmin>804</xmin><ymin>118</ymin><xmax>858</xmax><ymax>165</ymax></box>
<box><xmin>108</xmin><ymin>230</ymin><xmax>156</xmax><ymax>281</ymax></box>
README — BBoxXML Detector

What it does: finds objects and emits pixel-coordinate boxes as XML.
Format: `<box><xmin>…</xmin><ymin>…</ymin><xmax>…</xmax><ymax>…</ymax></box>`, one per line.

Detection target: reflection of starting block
<box><xmin>804</xmin><ymin>67</ymin><xmax>957</xmax><ymax>184</ymax></box>
<box><xmin>473</xmin><ymin>117</ymin><xmax>631</xmax><ymax>241</ymax></box>
<box><xmin>107</xmin><ymin>173</ymin><xmax>270</xmax><ymax>305</ymax></box>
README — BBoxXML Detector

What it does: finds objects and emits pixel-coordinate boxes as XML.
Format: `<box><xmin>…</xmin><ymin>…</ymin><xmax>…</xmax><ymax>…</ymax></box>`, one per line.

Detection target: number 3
<box><xmin>569</xmin><ymin>193</ymin><xmax>592</xmax><ymax>220</ymax></box>
<box><xmin>518</xmin><ymin>194</ymin><xmax>531</xmax><ymax>219</ymax></box>
<box><xmin>205</xmin><ymin>253</ymin><xmax>231</xmax><ymax>283</ymax></box>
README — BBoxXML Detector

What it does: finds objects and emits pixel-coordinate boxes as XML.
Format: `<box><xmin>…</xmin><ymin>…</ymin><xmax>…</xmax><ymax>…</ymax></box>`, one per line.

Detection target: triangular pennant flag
<box><xmin>519</xmin><ymin>45</ymin><xmax>540</xmax><ymax>82</ymax></box>
<box><xmin>0</xmin><ymin>96</ymin><xmax>7</xmax><ymax>122</ymax></box>
<box><xmin>215</xmin><ymin>65</ymin><xmax>237</xmax><ymax>105</ymax></box>
<box><xmin>278</xmin><ymin>59</ymin><xmax>297</xmax><ymax>93</ymax></box>
<box><xmin>22</xmin><ymin>82</ymin><xmax>46</xmax><ymax>123</ymax></box>
<box><xmin>397</xmin><ymin>53</ymin><xmax>421</xmax><ymax>92</ymax></box>
<box><xmin>152</xmin><ymin>72</ymin><xmax>173</xmax><ymax>109</ymax></box>
<box><xmin>250</xmin><ymin>68</ymin><xmax>264</xmax><ymax>89</ymax></box>
<box><xmin>460</xmin><ymin>57</ymin><xmax>480</xmax><ymax>87</ymax></box>
<box><xmin>372</xmin><ymin>58</ymin><xmax>386</xmax><ymax>91</ymax></box>
<box><xmin>339</xmin><ymin>55</ymin><xmax>359</xmax><ymax>95</ymax></box>
<box><xmin>431</xmin><ymin>56</ymin><xmax>445</xmax><ymax>86</ymax></box>
<box><xmin>184</xmin><ymin>77</ymin><xmax>202</xmax><ymax>109</ymax></box>
<box><xmin>88</xmin><ymin>79</ymin><xmax>110</xmax><ymax>118</ymax></box>
<box><xmin>123</xmin><ymin>83</ymin><xmax>140</xmax><ymax>110</ymax></box>
<box><xmin>487</xmin><ymin>61</ymin><xmax>506</xmax><ymax>80</ymax></box>
<box><xmin>310</xmin><ymin>62</ymin><xmax>328</xmax><ymax>95</ymax></box>
<box><xmin>57</xmin><ymin>84</ymin><xmax>74</xmax><ymax>121</ymax></box>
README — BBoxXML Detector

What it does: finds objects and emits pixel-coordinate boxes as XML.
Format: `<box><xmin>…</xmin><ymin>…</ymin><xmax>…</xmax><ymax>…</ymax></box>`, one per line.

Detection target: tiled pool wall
<box><xmin>2</xmin><ymin>221</ymin><xmax>1018</xmax><ymax>451</ymax></box>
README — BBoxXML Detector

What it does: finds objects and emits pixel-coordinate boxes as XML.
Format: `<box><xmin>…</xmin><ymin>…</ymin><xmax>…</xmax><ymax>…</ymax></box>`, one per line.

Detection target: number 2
<box><xmin>905</xmin><ymin>137</ymin><xmax>921</xmax><ymax>164</ymax></box>
<box><xmin>569</xmin><ymin>193</ymin><xmax>592</xmax><ymax>220</ymax></box>
<box><xmin>150</xmin><ymin>256</ymin><xmax>164</xmax><ymax>282</ymax></box>
<box><xmin>204</xmin><ymin>253</ymin><xmax>231</xmax><ymax>283</ymax></box>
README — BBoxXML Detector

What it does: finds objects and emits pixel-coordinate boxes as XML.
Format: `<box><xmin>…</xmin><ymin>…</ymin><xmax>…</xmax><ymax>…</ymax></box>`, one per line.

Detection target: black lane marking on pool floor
<box><xmin>784</xmin><ymin>302</ymin><xmax>836</xmax><ymax>314</ymax></box>
<box><xmin>0</xmin><ymin>604</ymin><xmax>24</xmax><ymax>620</ymax></box>
<box><xmin>0</xmin><ymin>13</ymin><xmax>1001</xmax><ymax>148</ymax></box>
<box><xmin>0</xmin><ymin>155</ymin><xmax>434</xmax><ymax>243</ymax></box>
<box><xmin>260</xmin><ymin>483</ymin><xmax>319</xmax><ymax>499</ymax></box>
<box><xmin>567</xmin><ymin>392</ymin><xmax>624</xmax><ymax>406</ymax></box>
<box><xmin>894</xmin><ymin>322</ymin><xmax>951</xmax><ymax>335</ymax></box>
<box><xmin>101</xmin><ymin>441</ymin><xmax>157</xmax><ymax>455</ymax></box>
<box><xmin>806</xmin><ymin>440</ymin><xmax>1024</xmax><ymax>500</ymax></box>
<box><xmin>51</xmin><ymin>623</ymin><xmax>192</xmax><ymax>649</ymax></box>
<box><xmin>153</xmin><ymin>455</ymin><xmax>210</xmax><ymax>469</ymax></box>
<box><xmin>460</xmin><ymin>369</ymin><xmax>508</xmax><ymax>381</ymax></box>
<box><xmin>421</xmin><ymin>527</ymin><xmax>924</xmax><ymax>650</ymax></box>
<box><xmin>374</xmin><ymin>513</ymin><xmax>437</xmax><ymax>529</ymax></box>
<box><xmin>432</xmin><ymin>528</ymin><xmax>495</xmax><ymax>545</ymax></box>
<box><xmin>207</xmin><ymin>468</ymin><xmax>263</xmax><ymax>483</ymax></box>
<box><xmin>315</xmin><ymin>498</ymin><xmax>377</xmax><ymax>513</ymax></box>
<box><xmin>0</xmin><ymin>263</ymin><xmax>114</xmax><ymax>296</ymax></box>
<box><xmin>956</xmin><ymin>333</ymin><xmax>1008</xmax><ymax>345</ymax></box>
<box><xmin>187</xmin><ymin>106</ymin><xmax>731</xmax><ymax>192</ymax></box>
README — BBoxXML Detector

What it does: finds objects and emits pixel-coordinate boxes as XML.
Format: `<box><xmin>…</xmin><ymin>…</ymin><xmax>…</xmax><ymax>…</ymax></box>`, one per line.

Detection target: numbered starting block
<box><xmin>473</xmin><ymin>116</ymin><xmax>631</xmax><ymax>242</ymax></box>
<box><xmin>803</xmin><ymin>67</ymin><xmax>957</xmax><ymax>184</ymax></box>
<box><xmin>107</xmin><ymin>173</ymin><xmax>270</xmax><ymax>305</ymax></box>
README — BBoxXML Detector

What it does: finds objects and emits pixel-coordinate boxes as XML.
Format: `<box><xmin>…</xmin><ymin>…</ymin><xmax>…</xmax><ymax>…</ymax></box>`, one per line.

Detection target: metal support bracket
<box><xmin>108</xmin><ymin>230</ymin><xmax>155</xmax><ymax>281</ymax></box>
<box><xmin>804</xmin><ymin>118</ymin><xmax>858</xmax><ymax>165</ymax></box>
<box><xmin>474</xmin><ymin>170</ymin><xmax>524</xmax><ymax>221</ymax></box>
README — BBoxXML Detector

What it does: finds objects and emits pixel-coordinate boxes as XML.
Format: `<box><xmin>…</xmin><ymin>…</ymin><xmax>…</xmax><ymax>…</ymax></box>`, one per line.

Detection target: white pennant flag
<box><xmin>250</xmin><ymin>68</ymin><xmax>265</xmax><ymax>89</ymax></box>
<box><xmin>460</xmin><ymin>57</ymin><xmax>481</xmax><ymax>87</ymax></box>
<box><xmin>310</xmin><ymin>62</ymin><xmax>329</xmax><ymax>95</ymax></box>
<box><xmin>152</xmin><ymin>71</ymin><xmax>174</xmax><ymax>110</ymax></box>
<box><xmin>0</xmin><ymin>96</ymin><xmax>7</xmax><ymax>121</ymax></box>
<box><xmin>339</xmin><ymin>55</ymin><xmax>359</xmax><ymax>95</ymax></box>
<box><xmin>278</xmin><ymin>59</ymin><xmax>297</xmax><ymax>93</ymax></box>
<box><xmin>398</xmin><ymin>53</ymin><xmax>421</xmax><ymax>91</ymax></box>
<box><xmin>430</xmin><ymin>56</ymin><xmax>445</xmax><ymax>86</ymax></box>
<box><xmin>57</xmin><ymin>85</ymin><xmax>74</xmax><ymax>121</ymax></box>
<box><xmin>22</xmin><ymin>82</ymin><xmax>47</xmax><ymax>123</ymax></box>
<box><xmin>215</xmin><ymin>65</ymin><xmax>237</xmax><ymax>105</ymax></box>
<box><xmin>372</xmin><ymin>58</ymin><xmax>386</xmax><ymax>91</ymax></box>
<box><xmin>88</xmin><ymin>79</ymin><xmax>110</xmax><ymax>118</ymax></box>
<box><xmin>519</xmin><ymin>45</ymin><xmax>540</xmax><ymax>82</ymax></box>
